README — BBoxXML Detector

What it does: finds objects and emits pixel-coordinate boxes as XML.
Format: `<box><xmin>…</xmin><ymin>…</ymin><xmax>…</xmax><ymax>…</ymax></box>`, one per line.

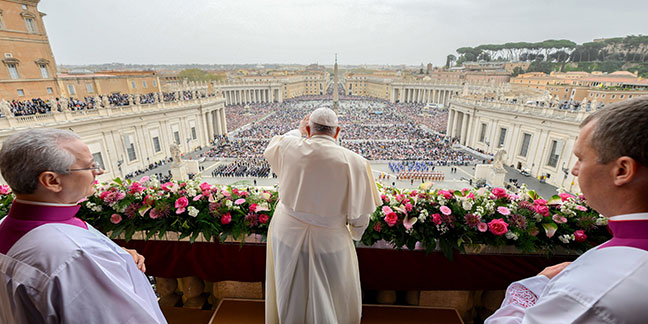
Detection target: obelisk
<box><xmin>333</xmin><ymin>54</ymin><xmax>339</xmax><ymax>114</ymax></box>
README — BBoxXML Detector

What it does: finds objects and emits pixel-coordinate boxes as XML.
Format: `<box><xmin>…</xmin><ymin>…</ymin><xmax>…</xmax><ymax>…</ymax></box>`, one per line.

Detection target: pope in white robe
<box><xmin>264</xmin><ymin>108</ymin><xmax>381</xmax><ymax>324</ymax></box>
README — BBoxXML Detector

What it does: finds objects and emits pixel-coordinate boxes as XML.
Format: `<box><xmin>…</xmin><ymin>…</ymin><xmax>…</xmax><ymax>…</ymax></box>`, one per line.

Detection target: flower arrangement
<box><xmin>361</xmin><ymin>183</ymin><xmax>611</xmax><ymax>258</ymax></box>
<box><xmin>0</xmin><ymin>177</ymin><xmax>611</xmax><ymax>258</ymax></box>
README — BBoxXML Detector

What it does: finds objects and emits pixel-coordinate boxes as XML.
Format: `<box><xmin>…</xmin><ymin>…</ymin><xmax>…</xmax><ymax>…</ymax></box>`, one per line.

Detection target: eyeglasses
<box><xmin>67</xmin><ymin>166</ymin><xmax>103</xmax><ymax>172</ymax></box>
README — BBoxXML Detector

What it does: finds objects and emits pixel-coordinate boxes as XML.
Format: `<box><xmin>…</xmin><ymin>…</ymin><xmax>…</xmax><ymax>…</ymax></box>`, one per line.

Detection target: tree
<box><xmin>446</xmin><ymin>54</ymin><xmax>456</xmax><ymax>69</ymax></box>
<box><xmin>178</xmin><ymin>69</ymin><xmax>224</xmax><ymax>82</ymax></box>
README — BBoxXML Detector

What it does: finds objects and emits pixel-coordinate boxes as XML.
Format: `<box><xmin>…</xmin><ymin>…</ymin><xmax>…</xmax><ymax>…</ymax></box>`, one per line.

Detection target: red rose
<box><xmin>384</xmin><ymin>212</ymin><xmax>398</xmax><ymax>227</ymax></box>
<box><xmin>488</xmin><ymin>218</ymin><xmax>509</xmax><ymax>236</ymax></box>
<box><xmin>259</xmin><ymin>214</ymin><xmax>269</xmax><ymax>224</ymax></box>
<box><xmin>574</xmin><ymin>230</ymin><xmax>587</xmax><ymax>242</ymax></box>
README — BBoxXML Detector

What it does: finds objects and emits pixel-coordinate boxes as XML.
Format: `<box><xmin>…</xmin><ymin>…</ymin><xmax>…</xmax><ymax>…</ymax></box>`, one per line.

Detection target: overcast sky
<box><xmin>39</xmin><ymin>0</ymin><xmax>648</xmax><ymax>66</ymax></box>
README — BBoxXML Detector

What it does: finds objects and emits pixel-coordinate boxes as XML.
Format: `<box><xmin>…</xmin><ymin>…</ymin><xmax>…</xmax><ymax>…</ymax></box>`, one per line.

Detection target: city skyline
<box><xmin>39</xmin><ymin>0</ymin><xmax>648</xmax><ymax>66</ymax></box>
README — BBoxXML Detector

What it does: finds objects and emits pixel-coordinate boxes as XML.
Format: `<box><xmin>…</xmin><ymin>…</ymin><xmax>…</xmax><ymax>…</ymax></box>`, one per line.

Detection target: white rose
<box><xmin>462</xmin><ymin>199</ymin><xmax>473</xmax><ymax>211</ymax></box>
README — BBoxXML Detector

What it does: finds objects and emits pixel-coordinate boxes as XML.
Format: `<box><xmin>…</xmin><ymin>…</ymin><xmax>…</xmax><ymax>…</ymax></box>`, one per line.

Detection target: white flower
<box><xmin>595</xmin><ymin>216</ymin><xmax>608</xmax><ymax>226</ymax></box>
<box><xmin>558</xmin><ymin>234</ymin><xmax>573</xmax><ymax>244</ymax></box>
<box><xmin>462</xmin><ymin>199</ymin><xmax>473</xmax><ymax>211</ymax></box>
<box><xmin>187</xmin><ymin>206</ymin><xmax>199</xmax><ymax>217</ymax></box>
<box><xmin>225</xmin><ymin>200</ymin><xmax>233</xmax><ymax>207</ymax></box>
<box><xmin>505</xmin><ymin>232</ymin><xmax>519</xmax><ymax>240</ymax></box>
<box><xmin>186</xmin><ymin>188</ymin><xmax>198</xmax><ymax>197</ymax></box>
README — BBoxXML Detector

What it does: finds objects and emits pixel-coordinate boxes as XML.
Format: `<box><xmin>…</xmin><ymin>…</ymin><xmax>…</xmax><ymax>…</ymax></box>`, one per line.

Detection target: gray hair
<box><xmin>309</xmin><ymin>121</ymin><xmax>336</xmax><ymax>137</ymax></box>
<box><xmin>580</xmin><ymin>96</ymin><xmax>648</xmax><ymax>166</ymax></box>
<box><xmin>0</xmin><ymin>128</ymin><xmax>80</xmax><ymax>194</ymax></box>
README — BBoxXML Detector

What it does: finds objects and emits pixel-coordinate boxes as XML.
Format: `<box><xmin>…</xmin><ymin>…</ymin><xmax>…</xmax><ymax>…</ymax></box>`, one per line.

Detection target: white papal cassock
<box><xmin>264</xmin><ymin>131</ymin><xmax>381</xmax><ymax>324</ymax></box>
<box><xmin>0</xmin><ymin>222</ymin><xmax>167</xmax><ymax>324</ymax></box>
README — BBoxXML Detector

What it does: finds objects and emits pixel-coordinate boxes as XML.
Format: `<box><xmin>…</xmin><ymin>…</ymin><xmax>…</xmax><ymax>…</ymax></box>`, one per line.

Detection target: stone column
<box><xmin>206</xmin><ymin>112</ymin><xmax>214</xmax><ymax>140</ymax></box>
<box><xmin>220</xmin><ymin>108</ymin><xmax>228</xmax><ymax>134</ymax></box>
<box><xmin>465</xmin><ymin>114</ymin><xmax>473</xmax><ymax>147</ymax></box>
<box><xmin>447</xmin><ymin>109</ymin><xmax>454</xmax><ymax>136</ymax></box>
<box><xmin>461</xmin><ymin>112</ymin><xmax>469</xmax><ymax>144</ymax></box>
<box><xmin>452</xmin><ymin>111</ymin><xmax>461</xmax><ymax>138</ymax></box>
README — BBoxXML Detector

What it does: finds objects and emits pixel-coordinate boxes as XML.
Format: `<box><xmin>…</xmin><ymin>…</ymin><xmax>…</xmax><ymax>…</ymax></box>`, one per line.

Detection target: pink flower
<box><xmin>373</xmin><ymin>222</ymin><xmax>382</xmax><ymax>232</ymax></box>
<box><xmin>497</xmin><ymin>206</ymin><xmax>511</xmax><ymax>216</ymax></box>
<box><xmin>249</xmin><ymin>203</ymin><xmax>258</xmax><ymax>212</ymax></box>
<box><xmin>438</xmin><ymin>190</ymin><xmax>453</xmax><ymax>199</ymax></box>
<box><xmin>382</xmin><ymin>206</ymin><xmax>394</xmax><ymax>215</ymax></box>
<box><xmin>575</xmin><ymin>205</ymin><xmax>588</xmax><ymax>212</ymax></box>
<box><xmin>395</xmin><ymin>194</ymin><xmax>406</xmax><ymax>202</ymax></box>
<box><xmin>381</xmin><ymin>194</ymin><xmax>390</xmax><ymax>203</ymax></box>
<box><xmin>431</xmin><ymin>213</ymin><xmax>442</xmax><ymax>225</ymax></box>
<box><xmin>221</xmin><ymin>189</ymin><xmax>231</xmax><ymax>197</ymax></box>
<box><xmin>110</xmin><ymin>213</ymin><xmax>122</xmax><ymax>224</ymax></box>
<box><xmin>488</xmin><ymin>218</ymin><xmax>509</xmax><ymax>235</ymax></box>
<box><xmin>0</xmin><ymin>185</ymin><xmax>11</xmax><ymax>195</ymax></box>
<box><xmin>232</xmin><ymin>188</ymin><xmax>240</xmax><ymax>195</ymax></box>
<box><xmin>477</xmin><ymin>222</ymin><xmax>488</xmax><ymax>232</ymax></box>
<box><xmin>175</xmin><ymin>196</ymin><xmax>189</xmax><ymax>214</ymax></box>
<box><xmin>221</xmin><ymin>212</ymin><xmax>232</xmax><ymax>224</ymax></box>
<box><xmin>384</xmin><ymin>212</ymin><xmax>398</xmax><ymax>227</ymax></box>
<box><xmin>492</xmin><ymin>187</ymin><xmax>508</xmax><ymax>199</ymax></box>
<box><xmin>552</xmin><ymin>214</ymin><xmax>567</xmax><ymax>224</ymax></box>
<box><xmin>161</xmin><ymin>182</ymin><xmax>173</xmax><ymax>191</ymax></box>
<box><xmin>558</xmin><ymin>193</ymin><xmax>575</xmax><ymax>201</ymax></box>
<box><xmin>139</xmin><ymin>176</ymin><xmax>149</xmax><ymax>183</ymax></box>
<box><xmin>192</xmin><ymin>194</ymin><xmax>203</xmax><ymax>201</ymax></box>
<box><xmin>534</xmin><ymin>204</ymin><xmax>550</xmax><ymax>217</ymax></box>
<box><xmin>440</xmin><ymin>205</ymin><xmax>452</xmax><ymax>216</ymax></box>
<box><xmin>467</xmin><ymin>192</ymin><xmax>475</xmax><ymax>199</ymax></box>
<box><xmin>199</xmin><ymin>182</ymin><xmax>211</xmax><ymax>192</ymax></box>
<box><xmin>574</xmin><ymin>230</ymin><xmax>587</xmax><ymax>242</ymax></box>
<box><xmin>149</xmin><ymin>209</ymin><xmax>161</xmax><ymax>219</ymax></box>
<box><xmin>239</xmin><ymin>191</ymin><xmax>250</xmax><ymax>197</ymax></box>
<box><xmin>404</xmin><ymin>203</ymin><xmax>413</xmax><ymax>212</ymax></box>
<box><xmin>234</xmin><ymin>198</ymin><xmax>246</xmax><ymax>205</ymax></box>
<box><xmin>259</xmin><ymin>214</ymin><xmax>269</xmax><ymax>224</ymax></box>
<box><xmin>129</xmin><ymin>182</ymin><xmax>146</xmax><ymax>194</ymax></box>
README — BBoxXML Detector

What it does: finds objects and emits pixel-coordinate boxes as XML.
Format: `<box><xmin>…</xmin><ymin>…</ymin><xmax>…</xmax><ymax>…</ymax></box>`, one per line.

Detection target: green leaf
<box><xmin>190</xmin><ymin>231</ymin><xmax>200</xmax><ymax>243</ymax></box>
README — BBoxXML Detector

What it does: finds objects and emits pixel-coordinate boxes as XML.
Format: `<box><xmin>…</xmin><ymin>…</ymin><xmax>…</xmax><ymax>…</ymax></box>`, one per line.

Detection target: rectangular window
<box><xmin>191</xmin><ymin>127</ymin><xmax>197</xmax><ymax>140</ymax></box>
<box><xmin>39</xmin><ymin>64</ymin><xmax>48</xmax><ymax>78</ymax></box>
<box><xmin>173</xmin><ymin>131</ymin><xmax>180</xmax><ymax>145</ymax></box>
<box><xmin>25</xmin><ymin>18</ymin><xmax>36</xmax><ymax>33</ymax></box>
<box><xmin>17</xmin><ymin>89</ymin><xmax>24</xmax><ymax>96</ymax></box>
<box><xmin>7</xmin><ymin>64</ymin><xmax>18</xmax><ymax>79</ymax></box>
<box><xmin>152</xmin><ymin>136</ymin><xmax>161</xmax><ymax>153</ymax></box>
<box><xmin>142</xmin><ymin>80</ymin><xmax>147</xmax><ymax>88</ymax></box>
<box><xmin>86</xmin><ymin>83</ymin><xmax>94</xmax><ymax>93</ymax></box>
<box><xmin>479</xmin><ymin>123</ymin><xmax>487</xmax><ymax>142</ymax></box>
<box><xmin>153</xmin><ymin>80</ymin><xmax>157</xmax><ymax>87</ymax></box>
<box><xmin>547</xmin><ymin>140</ymin><xmax>563</xmax><ymax>168</ymax></box>
<box><xmin>67</xmin><ymin>84</ymin><xmax>76</xmax><ymax>95</ymax></box>
<box><xmin>519</xmin><ymin>133</ymin><xmax>531</xmax><ymax>157</ymax></box>
<box><xmin>47</xmin><ymin>87</ymin><xmax>53</xmax><ymax>94</ymax></box>
<box><xmin>131</xmin><ymin>81</ymin><xmax>136</xmax><ymax>89</ymax></box>
<box><xmin>498</xmin><ymin>128</ymin><xmax>507</xmax><ymax>147</ymax></box>
<box><xmin>124</xmin><ymin>135</ymin><xmax>137</xmax><ymax>162</ymax></box>
<box><xmin>92</xmin><ymin>152</ymin><xmax>105</xmax><ymax>170</ymax></box>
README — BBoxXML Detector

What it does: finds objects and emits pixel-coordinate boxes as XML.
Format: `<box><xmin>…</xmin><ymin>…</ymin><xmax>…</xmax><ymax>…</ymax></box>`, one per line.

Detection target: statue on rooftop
<box><xmin>493</xmin><ymin>149</ymin><xmax>506</xmax><ymax>171</ymax></box>
<box><xmin>0</xmin><ymin>99</ymin><xmax>12</xmax><ymax>117</ymax></box>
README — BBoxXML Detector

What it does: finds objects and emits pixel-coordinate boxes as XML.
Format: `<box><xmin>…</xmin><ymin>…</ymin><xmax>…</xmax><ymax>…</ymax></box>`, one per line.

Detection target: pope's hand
<box><xmin>299</xmin><ymin>114</ymin><xmax>310</xmax><ymax>137</ymax></box>
<box><xmin>538</xmin><ymin>261</ymin><xmax>571</xmax><ymax>279</ymax></box>
<box><xmin>123</xmin><ymin>247</ymin><xmax>147</xmax><ymax>273</ymax></box>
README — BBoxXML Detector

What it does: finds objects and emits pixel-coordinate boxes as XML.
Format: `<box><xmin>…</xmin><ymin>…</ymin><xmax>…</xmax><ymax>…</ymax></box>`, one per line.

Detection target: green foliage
<box><xmin>177</xmin><ymin>69</ymin><xmax>224</xmax><ymax>82</ymax></box>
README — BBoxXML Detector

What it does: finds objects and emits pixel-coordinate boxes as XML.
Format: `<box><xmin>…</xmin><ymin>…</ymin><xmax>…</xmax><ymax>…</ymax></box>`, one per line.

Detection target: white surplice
<box><xmin>0</xmin><ymin>222</ymin><xmax>167</xmax><ymax>324</ymax></box>
<box><xmin>485</xmin><ymin>213</ymin><xmax>648</xmax><ymax>324</ymax></box>
<box><xmin>264</xmin><ymin>131</ymin><xmax>381</xmax><ymax>324</ymax></box>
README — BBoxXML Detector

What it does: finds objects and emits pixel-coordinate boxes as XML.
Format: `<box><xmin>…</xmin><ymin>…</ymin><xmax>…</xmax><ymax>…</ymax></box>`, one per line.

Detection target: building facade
<box><xmin>0</xmin><ymin>0</ymin><xmax>59</xmax><ymax>100</ymax></box>
<box><xmin>0</xmin><ymin>96</ymin><xmax>227</xmax><ymax>182</ymax></box>
<box><xmin>447</xmin><ymin>98</ymin><xmax>588</xmax><ymax>191</ymax></box>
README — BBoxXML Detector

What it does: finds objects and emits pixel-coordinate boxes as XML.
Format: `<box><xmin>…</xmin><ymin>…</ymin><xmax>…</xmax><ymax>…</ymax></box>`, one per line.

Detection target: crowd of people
<box><xmin>1</xmin><ymin>90</ymin><xmax>210</xmax><ymax>117</ymax></box>
<box><xmin>224</xmin><ymin>102</ymin><xmax>279</xmax><ymax>133</ymax></box>
<box><xmin>210</xmin><ymin>158</ymin><xmax>272</xmax><ymax>178</ymax></box>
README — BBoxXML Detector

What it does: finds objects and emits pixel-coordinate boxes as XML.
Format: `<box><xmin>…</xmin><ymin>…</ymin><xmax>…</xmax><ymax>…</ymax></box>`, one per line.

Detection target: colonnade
<box><xmin>221</xmin><ymin>88</ymin><xmax>280</xmax><ymax>105</ymax></box>
<box><xmin>203</xmin><ymin>107</ymin><xmax>228</xmax><ymax>139</ymax></box>
<box><xmin>394</xmin><ymin>88</ymin><xmax>455</xmax><ymax>106</ymax></box>
<box><xmin>447</xmin><ymin>108</ymin><xmax>473</xmax><ymax>146</ymax></box>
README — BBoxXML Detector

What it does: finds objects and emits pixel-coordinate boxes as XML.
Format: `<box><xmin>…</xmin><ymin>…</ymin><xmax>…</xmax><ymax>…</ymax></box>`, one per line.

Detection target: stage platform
<box><xmin>163</xmin><ymin>299</ymin><xmax>463</xmax><ymax>324</ymax></box>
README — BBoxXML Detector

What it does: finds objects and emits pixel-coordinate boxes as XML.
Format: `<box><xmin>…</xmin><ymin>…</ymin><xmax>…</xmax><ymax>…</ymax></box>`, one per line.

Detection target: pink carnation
<box><xmin>175</xmin><ymin>196</ymin><xmax>189</xmax><ymax>214</ymax></box>
<box><xmin>384</xmin><ymin>212</ymin><xmax>398</xmax><ymax>227</ymax></box>
<box><xmin>0</xmin><ymin>185</ymin><xmax>11</xmax><ymax>195</ymax></box>
<box><xmin>234</xmin><ymin>198</ymin><xmax>246</xmax><ymax>205</ymax></box>
<box><xmin>438</xmin><ymin>190</ymin><xmax>453</xmax><ymax>199</ymax></box>
<box><xmin>477</xmin><ymin>222</ymin><xmax>488</xmax><ymax>232</ymax></box>
<box><xmin>259</xmin><ymin>214</ymin><xmax>269</xmax><ymax>224</ymax></box>
<box><xmin>497</xmin><ymin>206</ymin><xmax>511</xmax><ymax>216</ymax></box>
<box><xmin>232</xmin><ymin>188</ymin><xmax>240</xmax><ymax>195</ymax></box>
<box><xmin>488</xmin><ymin>218</ymin><xmax>509</xmax><ymax>235</ymax></box>
<box><xmin>138</xmin><ymin>176</ymin><xmax>149</xmax><ymax>183</ymax></box>
<box><xmin>440</xmin><ymin>205</ymin><xmax>452</xmax><ymax>216</ymax></box>
<box><xmin>574</xmin><ymin>230</ymin><xmax>587</xmax><ymax>242</ymax></box>
<box><xmin>110</xmin><ymin>213</ymin><xmax>122</xmax><ymax>224</ymax></box>
<box><xmin>492</xmin><ymin>187</ymin><xmax>508</xmax><ymax>199</ymax></box>
<box><xmin>552</xmin><ymin>214</ymin><xmax>567</xmax><ymax>224</ymax></box>
<box><xmin>559</xmin><ymin>193</ymin><xmax>575</xmax><ymax>201</ymax></box>
<box><xmin>431</xmin><ymin>213</ymin><xmax>442</xmax><ymax>225</ymax></box>
<box><xmin>404</xmin><ymin>203</ymin><xmax>413</xmax><ymax>212</ymax></box>
<box><xmin>382</xmin><ymin>206</ymin><xmax>394</xmax><ymax>215</ymax></box>
<box><xmin>575</xmin><ymin>205</ymin><xmax>588</xmax><ymax>212</ymax></box>
<box><xmin>221</xmin><ymin>212</ymin><xmax>232</xmax><ymax>224</ymax></box>
<box><xmin>381</xmin><ymin>194</ymin><xmax>390</xmax><ymax>203</ymax></box>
